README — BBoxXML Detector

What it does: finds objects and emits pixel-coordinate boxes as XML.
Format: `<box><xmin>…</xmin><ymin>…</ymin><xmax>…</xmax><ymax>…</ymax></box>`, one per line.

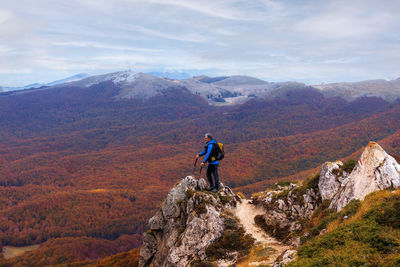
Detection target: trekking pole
<box><xmin>199</xmin><ymin>165</ymin><xmax>203</xmax><ymax>179</ymax></box>
<box><xmin>192</xmin><ymin>158</ymin><xmax>198</xmax><ymax>174</ymax></box>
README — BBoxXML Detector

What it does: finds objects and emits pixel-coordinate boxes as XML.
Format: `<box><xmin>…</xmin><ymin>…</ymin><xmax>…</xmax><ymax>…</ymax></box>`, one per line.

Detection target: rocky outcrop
<box><xmin>318</xmin><ymin>161</ymin><xmax>350</xmax><ymax>201</ymax></box>
<box><xmin>322</xmin><ymin>142</ymin><xmax>400</xmax><ymax>210</ymax></box>
<box><xmin>272</xmin><ymin>249</ymin><xmax>297</xmax><ymax>267</ymax></box>
<box><xmin>252</xmin><ymin>142</ymin><xmax>400</xmax><ymax>245</ymax></box>
<box><xmin>139</xmin><ymin>176</ymin><xmax>239</xmax><ymax>267</ymax></box>
<box><xmin>252</xmin><ymin>181</ymin><xmax>321</xmax><ymax>241</ymax></box>
<box><xmin>140</xmin><ymin>142</ymin><xmax>400</xmax><ymax>266</ymax></box>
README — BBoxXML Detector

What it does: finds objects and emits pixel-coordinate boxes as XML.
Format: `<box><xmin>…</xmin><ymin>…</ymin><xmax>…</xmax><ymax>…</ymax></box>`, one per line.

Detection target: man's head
<box><xmin>204</xmin><ymin>133</ymin><xmax>213</xmax><ymax>143</ymax></box>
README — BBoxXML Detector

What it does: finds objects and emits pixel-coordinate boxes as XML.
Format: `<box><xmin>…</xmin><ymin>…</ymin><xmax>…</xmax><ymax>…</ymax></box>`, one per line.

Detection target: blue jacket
<box><xmin>199</xmin><ymin>139</ymin><xmax>219</xmax><ymax>164</ymax></box>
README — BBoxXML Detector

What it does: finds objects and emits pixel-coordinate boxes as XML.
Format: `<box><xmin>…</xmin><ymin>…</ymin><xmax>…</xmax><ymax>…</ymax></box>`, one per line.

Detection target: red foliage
<box><xmin>0</xmin><ymin>235</ymin><xmax>140</xmax><ymax>266</ymax></box>
<box><xmin>0</xmin><ymin>83</ymin><xmax>400</xmax><ymax>265</ymax></box>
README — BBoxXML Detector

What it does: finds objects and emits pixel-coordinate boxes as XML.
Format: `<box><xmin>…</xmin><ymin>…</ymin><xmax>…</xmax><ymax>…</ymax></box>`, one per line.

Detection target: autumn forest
<box><xmin>1</xmin><ymin>81</ymin><xmax>400</xmax><ymax>265</ymax></box>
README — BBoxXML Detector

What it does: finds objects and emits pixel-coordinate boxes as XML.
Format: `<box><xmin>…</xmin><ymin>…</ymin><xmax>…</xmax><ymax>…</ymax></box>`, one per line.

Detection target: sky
<box><xmin>1</xmin><ymin>0</ymin><xmax>400</xmax><ymax>86</ymax></box>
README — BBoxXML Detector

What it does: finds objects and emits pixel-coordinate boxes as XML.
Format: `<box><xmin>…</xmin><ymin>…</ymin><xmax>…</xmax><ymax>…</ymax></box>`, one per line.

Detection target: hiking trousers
<box><xmin>206</xmin><ymin>163</ymin><xmax>220</xmax><ymax>190</ymax></box>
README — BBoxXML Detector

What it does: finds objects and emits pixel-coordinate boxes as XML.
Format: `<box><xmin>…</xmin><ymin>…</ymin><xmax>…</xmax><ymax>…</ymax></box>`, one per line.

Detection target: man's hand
<box><xmin>195</xmin><ymin>154</ymin><xmax>200</xmax><ymax>160</ymax></box>
<box><xmin>200</xmin><ymin>162</ymin><xmax>205</xmax><ymax>167</ymax></box>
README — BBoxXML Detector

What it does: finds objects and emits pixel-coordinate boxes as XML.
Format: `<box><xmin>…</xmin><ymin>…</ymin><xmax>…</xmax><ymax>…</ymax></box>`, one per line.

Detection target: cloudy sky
<box><xmin>1</xmin><ymin>0</ymin><xmax>399</xmax><ymax>86</ymax></box>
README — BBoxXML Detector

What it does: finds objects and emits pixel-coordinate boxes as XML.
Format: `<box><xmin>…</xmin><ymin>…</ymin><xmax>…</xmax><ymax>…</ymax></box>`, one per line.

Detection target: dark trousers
<box><xmin>206</xmin><ymin>164</ymin><xmax>220</xmax><ymax>189</ymax></box>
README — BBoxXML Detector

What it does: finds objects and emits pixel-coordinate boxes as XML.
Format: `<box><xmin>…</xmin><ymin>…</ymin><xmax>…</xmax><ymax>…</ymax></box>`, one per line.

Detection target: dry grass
<box><xmin>236</xmin><ymin>244</ymin><xmax>276</xmax><ymax>267</ymax></box>
<box><xmin>326</xmin><ymin>190</ymin><xmax>398</xmax><ymax>232</ymax></box>
<box><xmin>289</xmin><ymin>188</ymin><xmax>400</xmax><ymax>267</ymax></box>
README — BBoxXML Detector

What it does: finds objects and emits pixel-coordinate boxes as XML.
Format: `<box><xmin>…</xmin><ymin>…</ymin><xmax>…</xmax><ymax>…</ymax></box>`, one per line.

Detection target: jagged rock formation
<box><xmin>318</xmin><ymin>161</ymin><xmax>350</xmax><ymax>201</ymax></box>
<box><xmin>139</xmin><ymin>176</ymin><xmax>240</xmax><ymax>267</ymax></box>
<box><xmin>140</xmin><ymin>142</ymin><xmax>400</xmax><ymax>266</ymax></box>
<box><xmin>321</xmin><ymin>142</ymin><xmax>400</xmax><ymax>210</ymax></box>
<box><xmin>252</xmin><ymin>142</ymin><xmax>400</xmax><ymax>243</ymax></box>
<box><xmin>252</xmin><ymin>181</ymin><xmax>321</xmax><ymax>241</ymax></box>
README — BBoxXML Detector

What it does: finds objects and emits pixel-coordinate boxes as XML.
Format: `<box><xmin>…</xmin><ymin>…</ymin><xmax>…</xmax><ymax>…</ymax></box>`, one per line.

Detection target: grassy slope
<box><xmin>289</xmin><ymin>189</ymin><xmax>400</xmax><ymax>266</ymax></box>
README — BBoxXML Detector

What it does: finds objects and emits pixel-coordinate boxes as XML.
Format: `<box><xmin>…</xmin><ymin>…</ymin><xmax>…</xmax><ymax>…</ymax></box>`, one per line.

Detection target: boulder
<box><xmin>139</xmin><ymin>176</ymin><xmax>237</xmax><ymax>267</ymax></box>
<box><xmin>329</xmin><ymin>142</ymin><xmax>400</xmax><ymax>210</ymax></box>
<box><xmin>318</xmin><ymin>161</ymin><xmax>344</xmax><ymax>201</ymax></box>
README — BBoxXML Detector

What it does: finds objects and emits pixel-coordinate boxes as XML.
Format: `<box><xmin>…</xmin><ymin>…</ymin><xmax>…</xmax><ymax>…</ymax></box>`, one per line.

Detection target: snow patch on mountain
<box><xmin>114</xmin><ymin>72</ymin><xmax>180</xmax><ymax>99</ymax></box>
<box><xmin>312</xmin><ymin>78</ymin><xmax>400</xmax><ymax>102</ymax></box>
<box><xmin>176</xmin><ymin>76</ymin><xmax>308</xmax><ymax>105</ymax></box>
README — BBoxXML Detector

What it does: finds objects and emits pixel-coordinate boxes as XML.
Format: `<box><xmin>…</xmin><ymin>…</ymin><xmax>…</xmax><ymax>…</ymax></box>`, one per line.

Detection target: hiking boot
<box><xmin>211</xmin><ymin>188</ymin><xmax>218</xmax><ymax>193</ymax></box>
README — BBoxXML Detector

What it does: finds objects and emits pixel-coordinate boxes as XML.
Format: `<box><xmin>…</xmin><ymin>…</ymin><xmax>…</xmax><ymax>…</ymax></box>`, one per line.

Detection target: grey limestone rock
<box><xmin>255</xmin><ymin>182</ymin><xmax>320</xmax><ymax>241</ymax></box>
<box><xmin>271</xmin><ymin>249</ymin><xmax>297</xmax><ymax>267</ymax></box>
<box><xmin>318</xmin><ymin>161</ymin><xmax>344</xmax><ymax>201</ymax></box>
<box><xmin>197</xmin><ymin>178</ymin><xmax>208</xmax><ymax>191</ymax></box>
<box><xmin>139</xmin><ymin>176</ymin><xmax>237</xmax><ymax>267</ymax></box>
<box><xmin>328</xmin><ymin>142</ymin><xmax>400</xmax><ymax>210</ymax></box>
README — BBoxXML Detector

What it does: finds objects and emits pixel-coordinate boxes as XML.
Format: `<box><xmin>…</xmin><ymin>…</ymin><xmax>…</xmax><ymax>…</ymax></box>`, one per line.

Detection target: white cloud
<box><xmin>0</xmin><ymin>9</ymin><xmax>39</xmax><ymax>39</ymax></box>
<box><xmin>132</xmin><ymin>25</ymin><xmax>210</xmax><ymax>43</ymax></box>
<box><xmin>1</xmin><ymin>0</ymin><xmax>400</xmax><ymax>86</ymax></box>
<box><xmin>147</xmin><ymin>0</ymin><xmax>264</xmax><ymax>21</ymax></box>
<box><xmin>52</xmin><ymin>41</ymin><xmax>163</xmax><ymax>52</ymax></box>
<box><xmin>294</xmin><ymin>9</ymin><xmax>394</xmax><ymax>40</ymax></box>
<box><xmin>0</xmin><ymin>68</ymin><xmax>32</xmax><ymax>74</ymax></box>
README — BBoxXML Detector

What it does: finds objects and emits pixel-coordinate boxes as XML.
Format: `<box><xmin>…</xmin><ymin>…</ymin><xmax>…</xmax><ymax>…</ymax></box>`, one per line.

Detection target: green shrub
<box><xmin>302</xmin><ymin>199</ymin><xmax>361</xmax><ymax>243</ymax></box>
<box><xmin>219</xmin><ymin>195</ymin><xmax>233</xmax><ymax>205</ymax></box>
<box><xmin>341</xmin><ymin>159</ymin><xmax>357</xmax><ymax>173</ymax></box>
<box><xmin>194</xmin><ymin>202</ymin><xmax>207</xmax><ymax>215</ymax></box>
<box><xmin>271</xmin><ymin>181</ymin><xmax>292</xmax><ymax>190</ymax></box>
<box><xmin>362</xmin><ymin>194</ymin><xmax>400</xmax><ymax>229</ymax></box>
<box><xmin>186</xmin><ymin>189</ymin><xmax>195</xmax><ymax>199</ymax></box>
<box><xmin>332</xmin><ymin>160</ymin><xmax>356</xmax><ymax>177</ymax></box>
<box><xmin>305</xmin><ymin>173</ymin><xmax>320</xmax><ymax>190</ymax></box>
<box><xmin>254</xmin><ymin>214</ymin><xmax>290</xmax><ymax>241</ymax></box>
<box><xmin>290</xmin><ymin>191</ymin><xmax>400</xmax><ymax>267</ymax></box>
<box><xmin>342</xmin><ymin>199</ymin><xmax>361</xmax><ymax>217</ymax></box>
<box><xmin>292</xmin><ymin>220</ymin><xmax>400</xmax><ymax>266</ymax></box>
<box><xmin>206</xmin><ymin>216</ymin><xmax>255</xmax><ymax>260</ymax></box>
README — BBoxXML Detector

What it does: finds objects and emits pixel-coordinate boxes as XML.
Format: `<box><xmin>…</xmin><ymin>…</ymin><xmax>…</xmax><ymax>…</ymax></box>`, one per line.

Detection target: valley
<box><xmin>0</xmin><ymin>72</ymin><xmax>399</xmax><ymax>265</ymax></box>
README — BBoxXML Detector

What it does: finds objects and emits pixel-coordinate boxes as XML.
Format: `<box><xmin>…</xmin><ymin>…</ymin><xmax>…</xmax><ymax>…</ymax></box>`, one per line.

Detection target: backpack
<box><xmin>210</xmin><ymin>142</ymin><xmax>224</xmax><ymax>162</ymax></box>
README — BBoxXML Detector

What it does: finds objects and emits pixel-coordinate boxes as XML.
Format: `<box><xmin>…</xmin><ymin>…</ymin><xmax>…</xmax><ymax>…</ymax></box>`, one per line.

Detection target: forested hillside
<box><xmin>0</xmin><ymin>77</ymin><xmax>399</xmax><ymax>265</ymax></box>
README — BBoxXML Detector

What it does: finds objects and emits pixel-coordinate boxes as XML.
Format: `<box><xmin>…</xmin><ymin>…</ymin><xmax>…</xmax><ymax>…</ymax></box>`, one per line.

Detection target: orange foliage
<box><xmin>0</xmin><ymin>83</ymin><xmax>400</xmax><ymax>265</ymax></box>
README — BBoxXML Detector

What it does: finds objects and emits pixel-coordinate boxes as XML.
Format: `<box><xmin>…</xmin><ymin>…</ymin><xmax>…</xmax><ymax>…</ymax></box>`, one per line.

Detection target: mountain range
<box><xmin>0</xmin><ymin>70</ymin><xmax>399</xmax><ymax>265</ymax></box>
<box><xmin>2</xmin><ymin>71</ymin><xmax>400</xmax><ymax>104</ymax></box>
<box><xmin>0</xmin><ymin>73</ymin><xmax>90</xmax><ymax>92</ymax></box>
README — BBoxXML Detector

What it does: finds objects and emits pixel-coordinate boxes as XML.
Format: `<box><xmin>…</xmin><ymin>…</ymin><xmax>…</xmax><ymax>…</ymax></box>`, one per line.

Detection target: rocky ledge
<box><xmin>139</xmin><ymin>176</ymin><xmax>251</xmax><ymax>267</ymax></box>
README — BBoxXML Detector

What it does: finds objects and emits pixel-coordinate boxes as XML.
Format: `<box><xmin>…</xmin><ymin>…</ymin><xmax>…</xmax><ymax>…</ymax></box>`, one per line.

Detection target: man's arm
<box><xmin>202</xmin><ymin>144</ymin><xmax>213</xmax><ymax>163</ymax></box>
<box><xmin>195</xmin><ymin>149</ymin><xmax>206</xmax><ymax>160</ymax></box>
<box><xmin>198</xmin><ymin>149</ymin><xmax>206</xmax><ymax>156</ymax></box>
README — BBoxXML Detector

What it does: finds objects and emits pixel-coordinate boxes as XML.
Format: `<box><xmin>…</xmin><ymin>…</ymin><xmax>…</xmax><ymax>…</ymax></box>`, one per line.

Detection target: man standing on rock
<box><xmin>195</xmin><ymin>133</ymin><xmax>220</xmax><ymax>192</ymax></box>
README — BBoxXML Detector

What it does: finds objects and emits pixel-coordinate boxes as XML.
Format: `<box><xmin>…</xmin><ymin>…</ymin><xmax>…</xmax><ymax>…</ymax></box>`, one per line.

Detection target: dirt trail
<box><xmin>234</xmin><ymin>199</ymin><xmax>291</xmax><ymax>266</ymax></box>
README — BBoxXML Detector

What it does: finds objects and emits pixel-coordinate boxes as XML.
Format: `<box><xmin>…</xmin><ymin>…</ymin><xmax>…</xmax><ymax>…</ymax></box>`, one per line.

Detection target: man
<box><xmin>195</xmin><ymin>133</ymin><xmax>220</xmax><ymax>192</ymax></box>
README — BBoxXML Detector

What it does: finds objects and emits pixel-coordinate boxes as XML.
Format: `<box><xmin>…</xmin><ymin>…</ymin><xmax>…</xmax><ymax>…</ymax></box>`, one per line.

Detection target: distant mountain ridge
<box><xmin>313</xmin><ymin>77</ymin><xmax>400</xmax><ymax>101</ymax></box>
<box><xmin>0</xmin><ymin>73</ymin><xmax>90</xmax><ymax>92</ymax></box>
<box><xmin>2</xmin><ymin>71</ymin><xmax>400</xmax><ymax>104</ymax></box>
<box><xmin>2</xmin><ymin>71</ymin><xmax>310</xmax><ymax>105</ymax></box>
<box><xmin>1</xmin><ymin>68</ymin><xmax>400</xmax><ymax>265</ymax></box>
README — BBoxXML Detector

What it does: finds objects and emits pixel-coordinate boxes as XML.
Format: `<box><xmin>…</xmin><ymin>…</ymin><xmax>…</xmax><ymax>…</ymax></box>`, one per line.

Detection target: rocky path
<box><xmin>234</xmin><ymin>199</ymin><xmax>291</xmax><ymax>266</ymax></box>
